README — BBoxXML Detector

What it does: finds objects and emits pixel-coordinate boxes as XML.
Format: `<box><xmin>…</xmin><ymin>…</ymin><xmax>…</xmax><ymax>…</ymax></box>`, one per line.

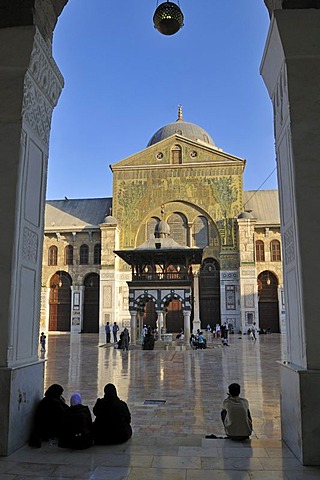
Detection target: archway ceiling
<box><xmin>0</xmin><ymin>0</ymin><xmax>68</xmax><ymax>41</ymax></box>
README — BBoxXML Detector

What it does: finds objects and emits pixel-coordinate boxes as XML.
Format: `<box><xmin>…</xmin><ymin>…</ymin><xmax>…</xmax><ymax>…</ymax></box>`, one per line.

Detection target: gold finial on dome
<box><xmin>177</xmin><ymin>104</ymin><xmax>183</xmax><ymax>121</ymax></box>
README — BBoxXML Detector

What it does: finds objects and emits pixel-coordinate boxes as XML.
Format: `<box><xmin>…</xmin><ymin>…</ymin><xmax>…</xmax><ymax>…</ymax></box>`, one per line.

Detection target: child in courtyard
<box><xmin>40</xmin><ymin>332</ymin><xmax>46</xmax><ymax>352</ymax></box>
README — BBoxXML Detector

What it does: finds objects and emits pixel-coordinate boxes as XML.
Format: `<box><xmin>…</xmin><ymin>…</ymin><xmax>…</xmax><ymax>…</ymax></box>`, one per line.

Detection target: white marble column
<box><xmin>156</xmin><ymin>311</ymin><xmax>164</xmax><ymax>340</ymax></box>
<box><xmin>130</xmin><ymin>311</ymin><xmax>137</xmax><ymax>344</ymax></box>
<box><xmin>192</xmin><ymin>271</ymin><xmax>201</xmax><ymax>333</ymax></box>
<box><xmin>70</xmin><ymin>286</ymin><xmax>84</xmax><ymax>333</ymax></box>
<box><xmin>261</xmin><ymin>9</ymin><xmax>320</xmax><ymax>465</ymax></box>
<box><xmin>183</xmin><ymin>310</ymin><xmax>191</xmax><ymax>344</ymax></box>
<box><xmin>0</xmin><ymin>26</ymin><xmax>63</xmax><ymax>455</ymax></box>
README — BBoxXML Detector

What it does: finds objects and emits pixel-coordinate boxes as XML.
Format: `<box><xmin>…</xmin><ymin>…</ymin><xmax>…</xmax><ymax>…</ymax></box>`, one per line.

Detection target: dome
<box><xmin>155</xmin><ymin>220</ymin><xmax>170</xmax><ymax>237</ymax></box>
<box><xmin>147</xmin><ymin>106</ymin><xmax>215</xmax><ymax>147</ymax></box>
<box><xmin>104</xmin><ymin>215</ymin><xmax>118</xmax><ymax>225</ymax></box>
<box><xmin>237</xmin><ymin>211</ymin><xmax>255</xmax><ymax>219</ymax></box>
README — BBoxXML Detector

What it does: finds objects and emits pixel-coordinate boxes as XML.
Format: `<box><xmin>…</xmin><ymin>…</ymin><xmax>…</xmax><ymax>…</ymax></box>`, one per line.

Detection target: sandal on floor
<box><xmin>205</xmin><ymin>434</ymin><xmax>217</xmax><ymax>439</ymax></box>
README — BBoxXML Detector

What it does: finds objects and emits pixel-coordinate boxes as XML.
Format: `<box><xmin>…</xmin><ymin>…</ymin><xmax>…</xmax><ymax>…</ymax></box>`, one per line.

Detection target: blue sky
<box><xmin>47</xmin><ymin>0</ymin><xmax>277</xmax><ymax>200</ymax></box>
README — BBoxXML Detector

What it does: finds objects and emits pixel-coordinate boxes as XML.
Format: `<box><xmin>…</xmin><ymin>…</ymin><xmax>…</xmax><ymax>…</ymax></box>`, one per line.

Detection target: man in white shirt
<box><xmin>221</xmin><ymin>383</ymin><xmax>252</xmax><ymax>440</ymax></box>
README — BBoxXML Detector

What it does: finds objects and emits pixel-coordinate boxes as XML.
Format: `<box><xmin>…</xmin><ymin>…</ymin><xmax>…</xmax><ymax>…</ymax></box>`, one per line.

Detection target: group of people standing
<box><xmin>105</xmin><ymin>322</ymin><xmax>130</xmax><ymax>351</ymax></box>
<box><xmin>29</xmin><ymin>383</ymin><xmax>132</xmax><ymax>449</ymax></box>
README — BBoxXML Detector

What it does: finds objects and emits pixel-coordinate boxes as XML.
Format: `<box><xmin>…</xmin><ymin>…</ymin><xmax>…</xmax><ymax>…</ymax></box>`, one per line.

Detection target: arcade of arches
<box><xmin>0</xmin><ymin>0</ymin><xmax>320</xmax><ymax>467</ymax></box>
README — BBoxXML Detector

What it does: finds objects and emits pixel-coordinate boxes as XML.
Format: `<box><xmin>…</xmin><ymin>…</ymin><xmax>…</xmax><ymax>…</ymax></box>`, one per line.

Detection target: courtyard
<box><xmin>0</xmin><ymin>333</ymin><xmax>319</xmax><ymax>478</ymax></box>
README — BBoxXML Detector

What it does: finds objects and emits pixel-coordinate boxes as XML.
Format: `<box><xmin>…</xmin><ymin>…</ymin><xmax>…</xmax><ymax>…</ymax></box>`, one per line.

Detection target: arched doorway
<box><xmin>49</xmin><ymin>271</ymin><xmax>72</xmax><ymax>331</ymax></box>
<box><xmin>258</xmin><ymin>271</ymin><xmax>280</xmax><ymax>333</ymax></box>
<box><xmin>199</xmin><ymin>258</ymin><xmax>220</xmax><ymax>328</ymax></box>
<box><xmin>166</xmin><ymin>299</ymin><xmax>183</xmax><ymax>333</ymax></box>
<box><xmin>143</xmin><ymin>300</ymin><xmax>157</xmax><ymax>329</ymax></box>
<box><xmin>83</xmin><ymin>273</ymin><xmax>100</xmax><ymax>333</ymax></box>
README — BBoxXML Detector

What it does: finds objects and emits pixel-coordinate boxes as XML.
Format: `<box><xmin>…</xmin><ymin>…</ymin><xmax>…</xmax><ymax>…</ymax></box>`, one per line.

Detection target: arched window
<box><xmin>64</xmin><ymin>245</ymin><xmax>73</xmax><ymax>265</ymax></box>
<box><xmin>270</xmin><ymin>240</ymin><xmax>281</xmax><ymax>262</ymax></box>
<box><xmin>171</xmin><ymin>144</ymin><xmax>182</xmax><ymax>164</ymax></box>
<box><xmin>167</xmin><ymin>213</ymin><xmax>188</xmax><ymax>246</ymax></box>
<box><xmin>94</xmin><ymin>243</ymin><xmax>101</xmax><ymax>265</ymax></box>
<box><xmin>48</xmin><ymin>245</ymin><xmax>58</xmax><ymax>266</ymax></box>
<box><xmin>79</xmin><ymin>244</ymin><xmax>89</xmax><ymax>265</ymax></box>
<box><xmin>255</xmin><ymin>240</ymin><xmax>265</xmax><ymax>262</ymax></box>
<box><xmin>193</xmin><ymin>216</ymin><xmax>209</xmax><ymax>248</ymax></box>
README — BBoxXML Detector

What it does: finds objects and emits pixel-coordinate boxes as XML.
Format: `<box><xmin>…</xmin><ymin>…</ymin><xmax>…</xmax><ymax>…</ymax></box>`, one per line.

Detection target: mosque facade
<box><xmin>41</xmin><ymin>108</ymin><xmax>284</xmax><ymax>341</ymax></box>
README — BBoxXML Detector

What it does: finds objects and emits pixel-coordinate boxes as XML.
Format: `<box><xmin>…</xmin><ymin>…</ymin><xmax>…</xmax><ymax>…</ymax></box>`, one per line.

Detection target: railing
<box><xmin>131</xmin><ymin>272</ymin><xmax>193</xmax><ymax>282</ymax></box>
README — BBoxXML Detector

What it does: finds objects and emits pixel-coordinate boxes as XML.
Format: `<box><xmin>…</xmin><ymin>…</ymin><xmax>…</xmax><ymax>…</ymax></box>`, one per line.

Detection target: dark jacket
<box><xmin>93</xmin><ymin>395</ymin><xmax>132</xmax><ymax>445</ymax></box>
<box><xmin>59</xmin><ymin>404</ymin><xmax>93</xmax><ymax>449</ymax></box>
<box><xmin>29</xmin><ymin>394</ymin><xmax>69</xmax><ymax>446</ymax></box>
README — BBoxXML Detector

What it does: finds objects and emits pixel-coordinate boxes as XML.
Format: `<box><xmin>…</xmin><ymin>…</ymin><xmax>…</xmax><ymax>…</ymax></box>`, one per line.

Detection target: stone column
<box><xmin>156</xmin><ymin>311</ymin><xmax>164</xmax><ymax>340</ymax></box>
<box><xmin>192</xmin><ymin>271</ymin><xmax>201</xmax><ymax>333</ymax></box>
<box><xmin>0</xmin><ymin>21</ymin><xmax>64</xmax><ymax>453</ymax></box>
<box><xmin>130</xmin><ymin>311</ymin><xmax>137</xmax><ymax>344</ymax></box>
<box><xmin>261</xmin><ymin>9</ymin><xmax>320</xmax><ymax>465</ymax></box>
<box><xmin>237</xmin><ymin>215</ymin><xmax>259</xmax><ymax>334</ymax></box>
<box><xmin>183</xmin><ymin>310</ymin><xmax>191</xmax><ymax>343</ymax></box>
<box><xmin>70</xmin><ymin>286</ymin><xmax>83</xmax><ymax>333</ymax></box>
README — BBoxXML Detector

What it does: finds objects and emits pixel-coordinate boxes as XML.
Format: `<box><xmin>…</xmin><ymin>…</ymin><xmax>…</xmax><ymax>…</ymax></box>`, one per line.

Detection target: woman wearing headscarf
<box><xmin>58</xmin><ymin>393</ymin><xmax>93</xmax><ymax>449</ymax></box>
<box><xmin>93</xmin><ymin>383</ymin><xmax>132</xmax><ymax>445</ymax></box>
<box><xmin>29</xmin><ymin>384</ymin><xmax>69</xmax><ymax>447</ymax></box>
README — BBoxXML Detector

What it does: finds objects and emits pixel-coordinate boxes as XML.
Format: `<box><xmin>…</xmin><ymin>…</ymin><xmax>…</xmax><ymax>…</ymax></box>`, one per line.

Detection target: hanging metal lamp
<box><xmin>153</xmin><ymin>1</ymin><xmax>184</xmax><ymax>36</ymax></box>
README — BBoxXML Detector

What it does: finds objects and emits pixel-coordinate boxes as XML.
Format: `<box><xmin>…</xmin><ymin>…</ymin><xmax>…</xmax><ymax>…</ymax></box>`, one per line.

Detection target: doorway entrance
<box><xmin>166</xmin><ymin>299</ymin><xmax>183</xmax><ymax>332</ymax></box>
<box><xmin>258</xmin><ymin>271</ymin><xmax>280</xmax><ymax>333</ymax></box>
<box><xmin>199</xmin><ymin>258</ymin><xmax>220</xmax><ymax>328</ymax></box>
<box><xmin>83</xmin><ymin>273</ymin><xmax>100</xmax><ymax>333</ymax></box>
<box><xmin>49</xmin><ymin>271</ymin><xmax>72</xmax><ymax>331</ymax></box>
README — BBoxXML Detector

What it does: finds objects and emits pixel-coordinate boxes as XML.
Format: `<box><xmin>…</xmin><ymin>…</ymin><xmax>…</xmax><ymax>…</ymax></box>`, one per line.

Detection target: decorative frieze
<box><xmin>244</xmin><ymin>284</ymin><xmax>255</xmax><ymax>308</ymax></box>
<box><xmin>284</xmin><ymin>225</ymin><xmax>295</xmax><ymax>265</ymax></box>
<box><xmin>22</xmin><ymin>227</ymin><xmax>38</xmax><ymax>263</ymax></box>
<box><xmin>22</xmin><ymin>29</ymin><xmax>64</xmax><ymax>146</ymax></box>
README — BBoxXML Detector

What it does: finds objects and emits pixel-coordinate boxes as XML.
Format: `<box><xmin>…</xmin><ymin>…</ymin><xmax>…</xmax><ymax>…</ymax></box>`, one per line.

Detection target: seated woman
<box><xmin>58</xmin><ymin>393</ymin><xmax>93</xmax><ymax>449</ymax></box>
<box><xmin>93</xmin><ymin>383</ymin><xmax>132</xmax><ymax>445</ymax></box>
<box><xmin>29</xmin><ymin>384</ymin><xmax>69</xmax><ymax>447</ymax></box>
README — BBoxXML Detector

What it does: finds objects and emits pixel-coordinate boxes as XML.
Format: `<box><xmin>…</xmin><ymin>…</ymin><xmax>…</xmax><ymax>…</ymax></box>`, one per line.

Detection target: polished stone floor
<box><xmin>1</xmin><ymin>333</ymin><xmax>320</xmax><ymax>479</ymax></box>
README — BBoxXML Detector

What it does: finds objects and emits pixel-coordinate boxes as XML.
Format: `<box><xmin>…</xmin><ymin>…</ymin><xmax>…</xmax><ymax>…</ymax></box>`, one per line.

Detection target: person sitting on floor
<box><xmin>93</xmin><ymin>383</ymin><xmax>132</xmax><ymax>445</ymax></box>
<box><xmin>29</xmin><ymin>383</ymin><xmax>69</xmax><ymax>447</ymax></box>
<box><xmin>221</xmin><ymin>383</ymin><xmax>252</xmax><ymax>441</ymax></box>
<box><xmin>58</xmin><ymin>393</ymin><xmax>93</xmax><ymax>449</ymax></box>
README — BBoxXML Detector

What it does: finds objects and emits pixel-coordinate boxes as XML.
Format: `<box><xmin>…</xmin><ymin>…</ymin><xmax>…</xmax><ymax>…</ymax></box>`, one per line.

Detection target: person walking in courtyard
<box><xmin>251</xmin><ymin>322</ymin><xmax>257</xmax><ymax>341</ymax></box>
<box><xmin>221</xmin><ymin>383</ymin><xmax>252</xmax><ymax>440</ymax></box>
<box><xmin>105</xmin><ymin>322</ymin><xmax>111</xmax><ymax>344</ymax></box>
<box><xmin>113</xmin><ymin>322</ymin><xmax>119</xmax><ymax>343</ymax></box>
<box><xmin>121</xmin><ymin>327</ymin><xmax>130</xmax><ymax>351</ymax></box>
<box><xmin>39</xmin><ymin>332</ymin><xmax>46</xmax><ymax>352</ymax></box>
<box><xmin>93</xmin><ymin>383</ymin><xmax>132</xmax><ymax>445</ymax></box>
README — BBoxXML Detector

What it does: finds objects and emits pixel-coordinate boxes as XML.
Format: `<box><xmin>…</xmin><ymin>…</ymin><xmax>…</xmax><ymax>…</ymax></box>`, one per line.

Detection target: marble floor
<box><xmin>1</xmin><ymin>333</ymin><xmax>320</xmax><ymax>479</ymax></box>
